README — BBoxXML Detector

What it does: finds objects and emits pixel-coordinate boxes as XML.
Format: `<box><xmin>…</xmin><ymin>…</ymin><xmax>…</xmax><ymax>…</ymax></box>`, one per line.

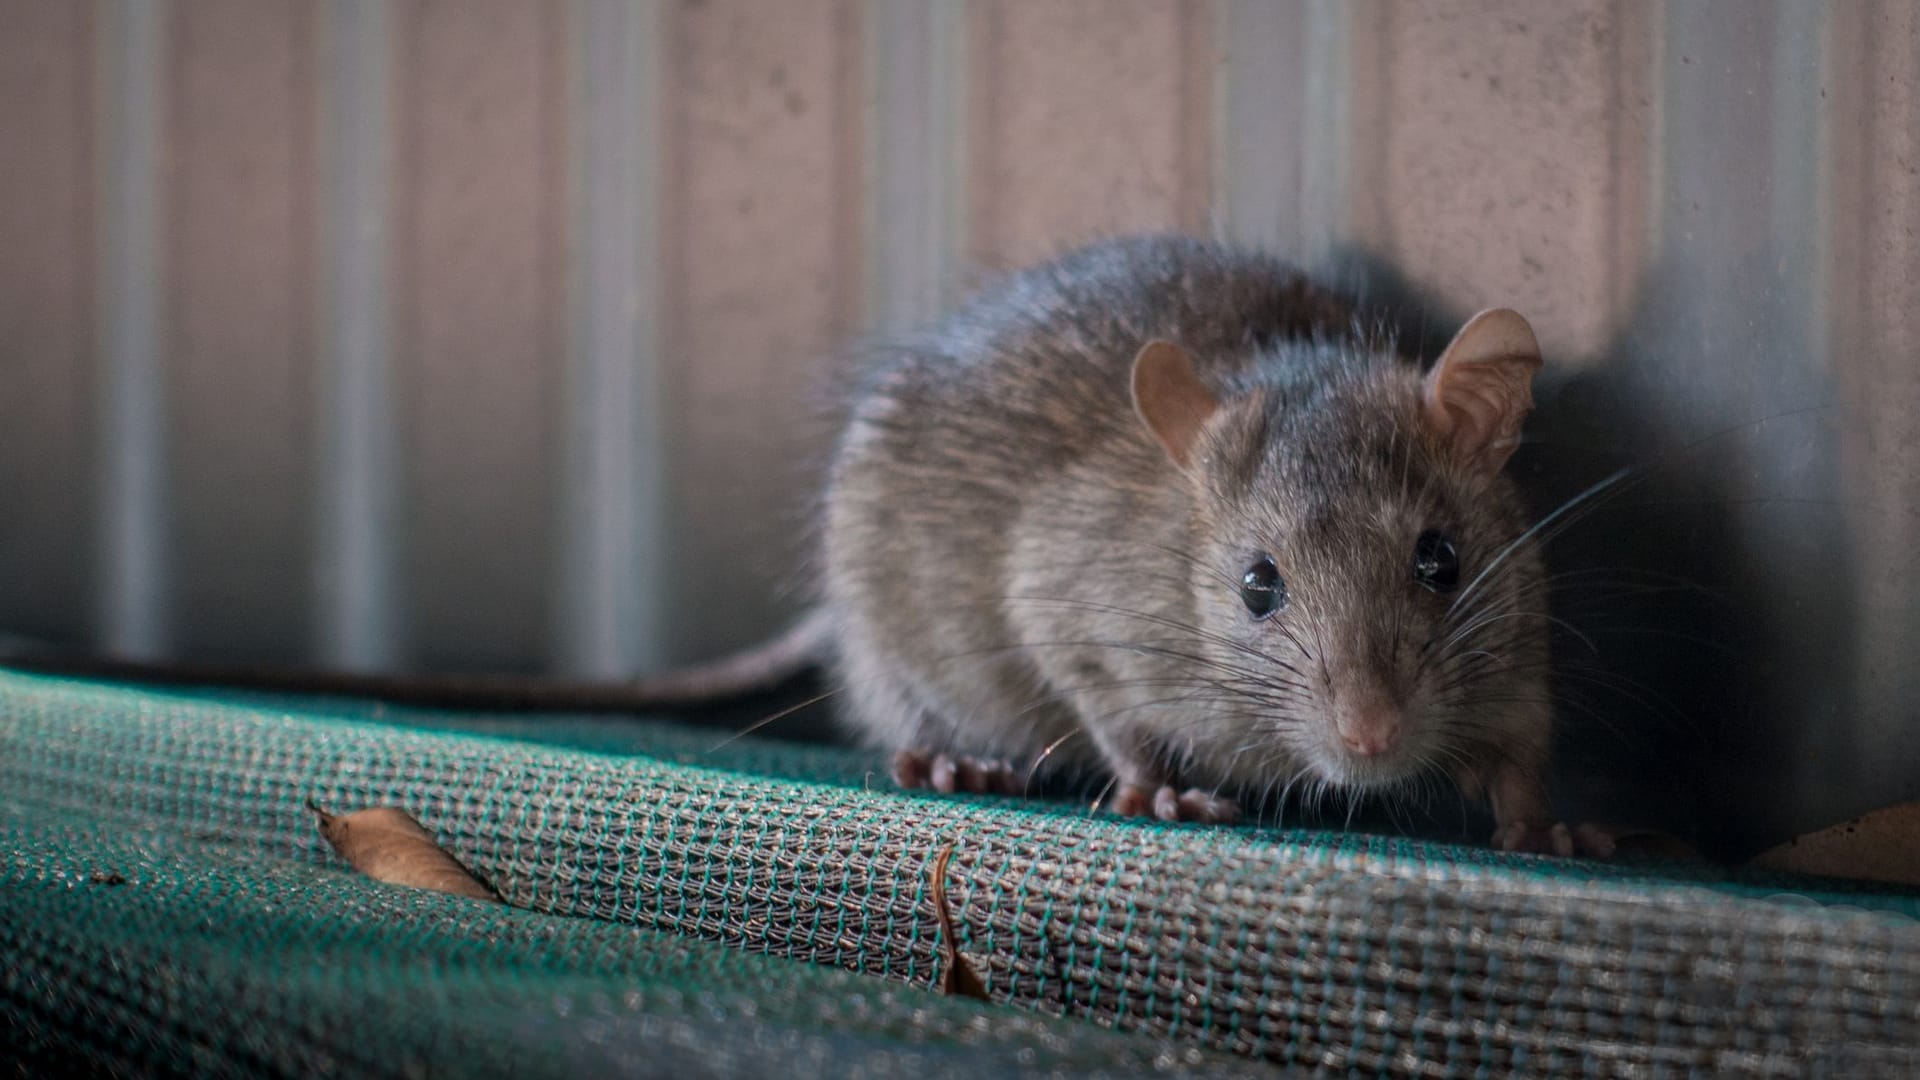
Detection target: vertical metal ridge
<box><xmin>1215</xmin><ymin>0</ymin><xmax>1351</xmax><ymax>267</ymax></box>
<box><xmin>1769</xmin><ymin>3</ymin><xmax>1827</xmax><ymax>360</ymax></box>
<box><xmin>865</xmin><ymin>0</ymin><xmax>966</xmax><ymax>334</ymax></box>
<box><xmin>94</xmin><ymin>0</ymin><xmax>167</xmax><ymax>658</ymax></box>
<box><xmin>1603</xmin><ymin>0</ymin><xmax>1660</xmax><ymax>342</ymax></box>
<box><xmin>1299</xmin><ymin>0</ymin><xmax>1356</xmax><ymax>264</ymax></box>
<box><xmin>1645</xmin><ymin>0</ymin><xmax>1851</xmax><ymax>851</ymax></box>
<box><xmin>557</xmin><ymin>0</ymin><xmax>667</xmax><ymax>677</ymax></box>
<box><xmin>1655</xmin><ymin>1</ymin><xmax>1820</xmax><ymax>413</ymax></box>
<box><xmin>315</xmin><ymin>0</ymin><xmax>396</xmax><ymax>671</ymax></box>
<box><xmin>1177</xmin><ymin>0</ymin><xmax>1216</xmax><ymax>241</ymax></box>
<box><xmin>1817</xmin><ymin>1</ymin><xmax>1920</xmax><ymax>823</ymax></box>
<box><xmin>1214</xmin><ymin>0</ymin><xmax>1300</xmax><ymax>250</ymax></box>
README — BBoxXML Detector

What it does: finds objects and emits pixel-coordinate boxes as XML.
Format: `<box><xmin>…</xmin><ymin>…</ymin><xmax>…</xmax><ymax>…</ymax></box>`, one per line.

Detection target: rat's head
<box><xmin>1132</xmin><ymin>310</ymin><xmax>1549</xmax><ymax>795</ymax></box>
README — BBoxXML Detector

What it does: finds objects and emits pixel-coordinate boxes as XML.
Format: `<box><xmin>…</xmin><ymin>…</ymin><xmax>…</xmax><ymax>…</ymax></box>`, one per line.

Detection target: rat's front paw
<box><xmin>1492</xmin><ymin>820</ymin><xmax>1617</xmax><ymax>858</ymax></box>
<box><xmin>1110</xmin><ymin>783</ymin><xmax>1239</xmax><ymax>824</ymax></box>
<box><xmin>892</xmin><ymin>750</ymin><xmax>1024</xmax><ymax>796</ymax></box>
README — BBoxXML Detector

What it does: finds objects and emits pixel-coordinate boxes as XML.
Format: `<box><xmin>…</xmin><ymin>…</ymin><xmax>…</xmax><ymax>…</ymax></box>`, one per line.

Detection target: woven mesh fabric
<box><xmin>2</xmin><ymin>807</ymin><xmax>1259</xmax><ymax>1079</ymax></box>
<box><xmin>4</xmin><ymin>669</ymin><xmax>1919</xmax><ymax>1078</ymax></box>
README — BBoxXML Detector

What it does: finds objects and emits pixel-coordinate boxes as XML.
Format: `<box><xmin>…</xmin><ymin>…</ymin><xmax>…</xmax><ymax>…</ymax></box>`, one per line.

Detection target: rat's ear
<box><xmin>1422</xmin><ymin>308</ymin><xmax>1542</xmax><ymax>473</ymax></box>
<box><xmin>1131</xmin><ymin>339</ymin><xmax>1219</xmax><ymax>469</ymax></box>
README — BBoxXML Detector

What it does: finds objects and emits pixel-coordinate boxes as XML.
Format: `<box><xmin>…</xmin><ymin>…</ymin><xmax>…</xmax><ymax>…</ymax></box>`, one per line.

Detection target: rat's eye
<box><xmin>1240</xmin><ymin>555</ymin><xmax>1287</xmax><ymax>619</ymax></box>
<box><xmin>1412</xmin><ymin>530</ymin><xmax>1460</xmax><ymax>592</ymax></box>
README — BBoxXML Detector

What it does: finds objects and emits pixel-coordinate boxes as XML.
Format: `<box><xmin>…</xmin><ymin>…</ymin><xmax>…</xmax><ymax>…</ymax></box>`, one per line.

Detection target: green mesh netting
<box><xmin>4</xmin><ymin>668</ymin><xmax>1918</xmax><ymax>1077</ymax></box>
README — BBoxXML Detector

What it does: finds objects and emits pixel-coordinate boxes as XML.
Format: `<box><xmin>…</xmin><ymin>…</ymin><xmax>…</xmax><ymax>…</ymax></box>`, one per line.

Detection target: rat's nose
<box><xmin>1336</xmin><ymin>701</ymin><xmax>1403</xmax><ymax>757</ymax></box>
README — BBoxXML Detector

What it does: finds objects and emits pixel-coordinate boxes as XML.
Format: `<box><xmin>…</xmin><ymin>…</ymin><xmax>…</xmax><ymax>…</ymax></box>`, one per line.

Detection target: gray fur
<box><xmin>819</xmin><ymin>234</ymin><xmax>1551</xmax><ymax>812</ymax></box>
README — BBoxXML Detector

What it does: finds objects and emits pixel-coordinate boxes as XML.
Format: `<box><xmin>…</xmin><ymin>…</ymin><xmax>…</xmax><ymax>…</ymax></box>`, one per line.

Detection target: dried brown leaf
<box><xmin>930</xmin><ymin>843</ymin><xmax>989</xmax><ymax>1000</ymax></box>
<box><xmin>308</xmin><ymin>799</ymin><xmax>501</xmax><ymax>903</ymax></box>
<box><xmin>1747</xmin><ymin>800</ymin><xmax>1920</xmax><ymax>888</ymax></box>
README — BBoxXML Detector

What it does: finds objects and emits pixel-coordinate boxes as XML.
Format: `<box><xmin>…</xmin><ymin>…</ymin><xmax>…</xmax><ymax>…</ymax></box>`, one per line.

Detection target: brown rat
<box><xmin>823</xmin><ymin>234</ymin><xmax>1603</xmax><ymax>855</ymax></box>
<box><xmin>0</xmin><ymin>233</ymin><xmax>1606</xmax><ymax>856</ymax></box>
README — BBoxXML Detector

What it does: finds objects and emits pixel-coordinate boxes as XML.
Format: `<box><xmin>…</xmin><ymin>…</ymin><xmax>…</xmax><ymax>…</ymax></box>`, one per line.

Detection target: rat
<box><xmin>820</xmin><ymin>234</ymin><xmax>1605</xmax><ymax>856</ymax></box>
<box><xmin>0</xmin><ymin>233</ymin><xmax>1608</xmax><ymax>857</ymax></box>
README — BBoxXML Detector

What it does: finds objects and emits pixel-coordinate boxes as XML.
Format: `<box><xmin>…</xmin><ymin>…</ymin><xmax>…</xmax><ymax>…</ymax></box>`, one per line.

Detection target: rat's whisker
<box><xmin>703</xmin><ymin>686</ymin><xmax>846</xmax><ymax>754</ymax></box>
<box><xmin>1087</xmin><ymin>774</ymin><xmax>1121</xmax><ymax>817</ymax></box>
<box><xmin>1024</xmin><ymin>729</ymin><xmax>1084</xmax><ymax>793</ymax></box>
<box><xmin>1449</xmin><ymin>467</ymin><xmax>1634</xmax><ymax>620</ymax></box>
<box><xmin>928</xmin><ymin>636</ymin><xmax>1290</xmax><ymax>690</ymax></box>
<box><xmin>1002</xmin><ymin>594</ymin><xmax>1316</xmax><ymax>683</ymax></box>
<box><xmin>1435</xmin><ymin>609</ymin><xmax>1593</xmax><ymax>660</ymax></box>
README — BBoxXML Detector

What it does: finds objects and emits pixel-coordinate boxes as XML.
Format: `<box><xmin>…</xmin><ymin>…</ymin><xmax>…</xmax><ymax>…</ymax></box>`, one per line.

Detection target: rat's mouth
<box><xmin>1314</xmin><ymin>741</ymin><xmax>1428</xmax><ymax>790</ymax></box>
<box><xmin>1312</xmin><ymin>682</ymin><xmax>1441</xmax><ymax>790</ymax></box>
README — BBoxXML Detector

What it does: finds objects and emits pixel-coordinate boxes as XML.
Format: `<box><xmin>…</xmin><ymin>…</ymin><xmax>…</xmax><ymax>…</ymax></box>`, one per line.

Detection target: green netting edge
<box><xmin>6</xmin><ymin>670</ymin><xmax>1919</xmax><ymax>1076</ymax></box>
<box><xmin>124</xmin><ymin>673</ymin><xmax>1920</xmax><ymax>916</ymax></box>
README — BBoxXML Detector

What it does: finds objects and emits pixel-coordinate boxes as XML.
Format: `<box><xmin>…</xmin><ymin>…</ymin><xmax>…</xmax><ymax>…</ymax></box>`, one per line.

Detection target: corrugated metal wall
<box><xmin>1</xmin><ymin>0</ymin><xmax>1915</xmax><ymax>853</ymax></box>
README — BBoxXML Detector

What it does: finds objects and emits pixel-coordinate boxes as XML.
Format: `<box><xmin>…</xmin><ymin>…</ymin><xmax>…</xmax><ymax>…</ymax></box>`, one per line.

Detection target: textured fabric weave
<box><xmin>3</xmin><ymin>670</ymin><xmax>1917</xmax><ymax>1077</ymax></box>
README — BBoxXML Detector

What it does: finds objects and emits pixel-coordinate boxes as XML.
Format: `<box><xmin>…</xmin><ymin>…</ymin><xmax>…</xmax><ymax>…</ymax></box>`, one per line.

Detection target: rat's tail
<box><xmin>0</xmin><ymin>608</ymin><xmax>834</xmax><ymax>715</ymax></box>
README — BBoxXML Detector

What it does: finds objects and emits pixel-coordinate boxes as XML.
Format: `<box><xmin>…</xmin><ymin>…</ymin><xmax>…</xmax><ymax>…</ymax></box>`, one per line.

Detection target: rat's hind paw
<box><xmin>1110</xmin><ymin>783</ymin><xmax>1239</xmax><ymax>825</ymax></box>
<box><xmin>1492</xmin><ymin>820</ymin><xmax>1618</xmax><ymax>858</ymax></box>
<box><xmin>891</xmin><ymin>750</ymin><xmax>1023</xmax><ymax>796</ymax></box>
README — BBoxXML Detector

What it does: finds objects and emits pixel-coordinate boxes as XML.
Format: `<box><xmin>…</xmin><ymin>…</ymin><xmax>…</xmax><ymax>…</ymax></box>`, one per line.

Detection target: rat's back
<box><xmin>848</xmin><ymin>235</ymin><xmax>1354</xmax><ymax>447</ymax></box>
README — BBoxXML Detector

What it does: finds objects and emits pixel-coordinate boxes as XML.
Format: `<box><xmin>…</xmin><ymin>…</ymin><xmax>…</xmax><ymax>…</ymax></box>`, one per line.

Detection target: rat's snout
<box><xmin>1334</xmin><ymin>693</ymin><xmax>1403</xmax><ymax>758</ymax></box>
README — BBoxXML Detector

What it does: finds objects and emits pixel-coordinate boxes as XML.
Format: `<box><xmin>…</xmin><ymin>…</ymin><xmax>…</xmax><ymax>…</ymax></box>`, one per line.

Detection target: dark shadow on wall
<box><xmin>1328</xmin><ymin>244</ymin><xmax>1858</xmax><ymax>863</ymax></box>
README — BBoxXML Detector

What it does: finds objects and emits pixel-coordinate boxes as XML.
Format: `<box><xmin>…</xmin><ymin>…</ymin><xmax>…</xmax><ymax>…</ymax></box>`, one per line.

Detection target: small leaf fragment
<box><xmin>308</xmin><ymin>799</ymin><xmax>501</xmax><ymax>903</ymax></box>
<box><xmin>1747</xmin><ymin>800</ymin><xmax>1920</xmax><ymax>888</ymax></box>
<box><xmin>930</xmin><ymin>842</ymin><xmax>989</xmax><ymax>1000</ymax></box>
